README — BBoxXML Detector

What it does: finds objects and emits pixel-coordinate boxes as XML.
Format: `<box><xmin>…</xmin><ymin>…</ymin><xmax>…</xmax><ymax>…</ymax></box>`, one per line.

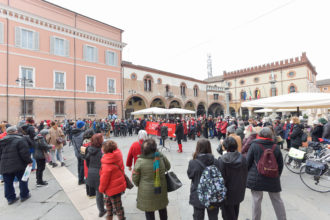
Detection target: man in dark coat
<box><xmin>322</xmin><ymin>118</ymin><xmax>330</xmax><ymax>139</ymax></box>
<box><xmin>71</xmin><ymin>120</ymin><xmax>86</xmax><ymax>185</ymax></box>
<box><xmin>289</xmin><ymin>120</ymin><xmax>304</xmax><ymax>149</ymax></box>
<box><xmin>246</xmin><ymin>127</ymin><xmax>286</xmax><ymax>220</ymax></box>
<box><xmin>0</xmin><ymin>126</ymin><xmax>32</xmax><ymax>205</ymax></box>
<box><xmin>311</xmin><ymin>120</ymin><xmax>323</xmax><ymax>142</ymax></box>
<box><xmin>218</xmin><ymin>137</ymin><xmax>248</xmax><ymax>220</ymax></box>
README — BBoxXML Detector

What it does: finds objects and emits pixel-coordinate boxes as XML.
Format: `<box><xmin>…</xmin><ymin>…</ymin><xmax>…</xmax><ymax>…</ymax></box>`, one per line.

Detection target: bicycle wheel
<box><xmin>284</xmin><ymin>153</ymin><xmax>303</xmax><ymax>174</ymax></box>
<box><xmin>299</xmin><ymin>165</ymin><xmax>330</xmax><ymax>193</ymax></box>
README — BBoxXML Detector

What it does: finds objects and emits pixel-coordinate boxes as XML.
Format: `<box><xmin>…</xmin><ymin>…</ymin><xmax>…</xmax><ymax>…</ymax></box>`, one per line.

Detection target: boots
<box><xmin>177</xmin><ymin>144</ymin><xmax>182</xmax><ymax>153</ymax></box>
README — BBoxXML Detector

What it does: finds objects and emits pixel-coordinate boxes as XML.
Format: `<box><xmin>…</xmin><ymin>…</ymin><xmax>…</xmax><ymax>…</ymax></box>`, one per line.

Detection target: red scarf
<box><xmin>256</xmin><ymin>135</ymin><xmax>273</xmax><ymax>142</ymax></box>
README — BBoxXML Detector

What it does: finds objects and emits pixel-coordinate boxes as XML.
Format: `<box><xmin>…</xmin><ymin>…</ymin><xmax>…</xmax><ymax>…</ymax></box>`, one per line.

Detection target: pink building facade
<box><xmin>0</xmin><ymin>0</ymin><xmax>124</xmax><ymax>124</ymax></box>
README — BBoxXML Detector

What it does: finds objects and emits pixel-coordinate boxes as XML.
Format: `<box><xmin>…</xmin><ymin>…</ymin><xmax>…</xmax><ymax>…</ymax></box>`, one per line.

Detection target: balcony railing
<box><xmin>165</xmin><ymin>91</ymin><xmax>174</xmax><ymax>98</ymax></box>
<box><xmin>207</xmin><ymin>85</ymin><xmax>225</xmax><ymax>92</ymax></box>
<box><xmin>55</xmin><ymin>83</ymin><xmax>64</xmax><ymax>89</ymax></box>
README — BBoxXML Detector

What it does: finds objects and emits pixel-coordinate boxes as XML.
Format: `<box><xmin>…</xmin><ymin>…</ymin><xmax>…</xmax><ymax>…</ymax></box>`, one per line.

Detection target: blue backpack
<box><xmin>195</xmin><ymin>159</ymin><xmax>227</xmax><ymax>208</ymax></box>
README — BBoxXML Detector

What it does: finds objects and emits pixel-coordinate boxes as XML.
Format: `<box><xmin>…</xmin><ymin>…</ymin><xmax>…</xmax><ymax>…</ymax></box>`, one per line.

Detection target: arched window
<box><xmin>193</xmin><ymin>85</ymin><xmax>198</xmax><ymax>97</ymax></box>
<box><xmin>144</xmin><ymin>75</ymin><xmax>153</xmax><ymax>92</ymax></box>
<box><xmin>165</xmin><ymin>84</ymin><xmax>170</xmax><ymax>92</ymax></box>
<box><xmin>289</xmin><ymin>85</ymin><xmax>296</xmax><ymax>93</ymax></box>
<box><xmin>180</xmin><ymin>83</ymin><xmax>186</xmax><ymax>96</ymax></box>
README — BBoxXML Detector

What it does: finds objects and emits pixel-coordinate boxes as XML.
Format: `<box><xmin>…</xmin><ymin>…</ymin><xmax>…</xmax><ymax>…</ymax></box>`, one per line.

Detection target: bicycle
<box><xmin>284</xmin><ymin>142</ymin><xmax>327</xmax><ymax>174</ymax></box>
<box><xmin>299</xmin><ymin>150</ymin><xmax>330</xmax><ymax>193</ymax></box>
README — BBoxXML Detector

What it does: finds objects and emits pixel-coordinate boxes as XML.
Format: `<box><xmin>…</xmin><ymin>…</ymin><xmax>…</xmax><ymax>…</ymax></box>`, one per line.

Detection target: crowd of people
<box><xmin>0</xmin><ymin>114</ymin><xmax>330</xmax><ymax>220</ymax></box>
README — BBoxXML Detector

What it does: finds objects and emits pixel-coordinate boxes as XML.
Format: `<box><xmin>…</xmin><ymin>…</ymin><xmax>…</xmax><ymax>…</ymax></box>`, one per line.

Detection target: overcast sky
<box><xmin>48</xmin><ymin>0</ymin><xmax>329</xmax><ymax>80</ymax></box>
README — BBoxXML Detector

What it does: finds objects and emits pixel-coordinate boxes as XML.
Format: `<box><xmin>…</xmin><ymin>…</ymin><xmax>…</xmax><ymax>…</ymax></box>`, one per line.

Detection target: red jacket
<box><xmin>183</xmin><ymin>121</ymin><xmax>188</xmax><ymax>135</ymax></box>
<box><xmin>126</xmin><ymin>140</ymin><xmax>143</xmax><ymax>167</ymax></box>
<box><xmin>99</xmin><ymin>149</ymin><xmax>126</xmax><ymax>197</ymax></box>
<box><xmin>0</xmin><ymin>132</ymin><xmax>7</xmax><ymax>139</ymax></box>
<box><xmin>220</xmin><ymin>121</ymin><xmax>228</xmax><ymax>134</ymax></box>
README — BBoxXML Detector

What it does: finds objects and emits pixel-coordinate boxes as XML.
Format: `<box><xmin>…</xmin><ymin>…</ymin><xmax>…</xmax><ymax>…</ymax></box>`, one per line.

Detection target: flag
<box><xmin>249</xmin><ymin>89</ymin><xmax>252</xmax><ymax>100</ymax></box>
<box><xmin>243</xmin><ymin>91</ymin><xmax>247</xmax><ymax>100</ymax></box>
<box><xmin>257</xmin><ymin>90</ymin><xmax>260</xmax><ymax>99</ymax></box>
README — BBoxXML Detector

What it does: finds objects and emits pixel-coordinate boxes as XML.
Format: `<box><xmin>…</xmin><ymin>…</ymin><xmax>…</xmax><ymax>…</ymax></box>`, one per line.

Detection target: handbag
<box><xmin>113</xmin><ymin>163</ymin><xmax>134</xmax><ymax>189</ymax></box>
<box><xmin>165</xmin><ymin>171</ymin><xmax>182</xmax><ymax>192</ymax></box>
<box><xmin>44</xmin><ymin>152</ymin><xmax>51</xmax><ymax>162</ymax></box>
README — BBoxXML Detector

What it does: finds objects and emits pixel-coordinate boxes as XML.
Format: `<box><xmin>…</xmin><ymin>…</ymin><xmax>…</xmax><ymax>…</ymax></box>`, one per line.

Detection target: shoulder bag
<box><xmin>113</xmin><ymin>163</ymin><xmax>134</xmax><ymax>189</ymax></box>
<box><xmin>166</xmin><ymin>171</ymin><xmax>182</xmax><ymax>192</ymax></box>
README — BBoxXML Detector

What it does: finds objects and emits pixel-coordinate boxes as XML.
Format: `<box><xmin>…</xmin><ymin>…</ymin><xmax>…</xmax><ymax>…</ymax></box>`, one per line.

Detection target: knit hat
<box><xmin>76</xmin><ymin>120</ymin><xmax>85</xmax><ymax>129</ymax></box>
<box><xmin>39</xmin><ymin>129</ymin><xmax>49</xmax><ymax>136</ymax></box>
<box><xmin>319</xmin><ymin>118</ymin><xmax>327</xmax><ymax>125</ymax></box>
<box><xmin>227</xmin><ymin>125</ymin><xmax>236</xmax><ymax>134</ymax></box>
<box><xmin>6</xmin><ymin>125</ymin><xmax>18</xmax><ymax>133</ymax></box>
<box><xmin>313</xmin><ymin>120</ymin><xmax>319</xmax><ymax>125</ymax></box>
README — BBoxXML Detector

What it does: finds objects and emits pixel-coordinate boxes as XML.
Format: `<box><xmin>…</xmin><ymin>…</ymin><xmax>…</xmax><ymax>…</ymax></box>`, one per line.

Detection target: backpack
<box><xmin>256</xmin><ymin>143</ymin><xmax>279</xmax><ymax>178</ymax></box>
<box><xmin>195</xmin><ymin>159</ymin><xmax>227</xmax><ymax>208</ymax></box>
<box><xmin>301</xmin><ymin>132</ymin><xmax>308</xmax><ymax>142</ymax></box>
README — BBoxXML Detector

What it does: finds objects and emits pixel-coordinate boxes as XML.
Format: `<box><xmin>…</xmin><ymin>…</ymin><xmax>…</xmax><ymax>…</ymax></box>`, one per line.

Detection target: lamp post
<box><xmin>269</xmin><ymin>71</ymin><xmax>277</xmax><ymax>119</ymax></box>
<box><xmin>225</xmin><ymin>82</ymin><xmax>230</xmax><ymax>116</ymax></box>
<box><xmin>16</xmin><ymin>77</ymin><xmax>33</xmax><ymax>121</ymax></box>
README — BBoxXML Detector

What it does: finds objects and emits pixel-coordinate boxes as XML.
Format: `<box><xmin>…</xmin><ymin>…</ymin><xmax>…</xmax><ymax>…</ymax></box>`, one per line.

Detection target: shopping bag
<box><xmin>21</xmin><ymin>165</ymin><xmax>32</xmax><ymax>182</ymax></box>
<box><xmin>288</xmin><ymin>148</ymin><xmax>305</xmax><ymax>160</ymax></box>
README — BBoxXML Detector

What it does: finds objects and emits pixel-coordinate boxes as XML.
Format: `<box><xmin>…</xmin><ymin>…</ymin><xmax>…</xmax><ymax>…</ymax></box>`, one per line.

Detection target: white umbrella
<box><xmin>254</xmin><ymin>108</ymin><xmax>273</xmax><ymax>113</ymax></box>
<box><xmin>167</xmin><ymin>108</ymin><xmax>195</xmax><ymax>114</ymax></box>
<box><xmin>131</xmin><ymin>107</ymin><xmax>167</xmax><ymax>115</ymax></box>
<box><xmin>241</xmin><ymin>93</ymin><xmax>330</xmax><ymax>109</ymax></box>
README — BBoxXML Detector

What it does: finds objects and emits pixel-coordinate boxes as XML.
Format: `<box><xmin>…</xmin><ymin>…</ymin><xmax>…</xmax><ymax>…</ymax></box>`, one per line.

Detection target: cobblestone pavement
<box><xmin>1</xmin><ymin>134</ymin><xmax>330</xmax><ymax>220</ymax></box>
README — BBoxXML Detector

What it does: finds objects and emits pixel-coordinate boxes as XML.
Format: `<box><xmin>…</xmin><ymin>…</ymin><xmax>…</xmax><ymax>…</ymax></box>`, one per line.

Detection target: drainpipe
<box><xmin>73</xmin><ymin>13</ymin><xmax>77</xmax><ymax>120</ymax></box>
<box><xmin>6</xmin><ymin>0</ymin><xmax>10</xmax><ymax>121</ymax></box>
<box><xmin>120</xmin><ymin>34</ymin><xmax>124</xmax><ymax>119</ymax></box>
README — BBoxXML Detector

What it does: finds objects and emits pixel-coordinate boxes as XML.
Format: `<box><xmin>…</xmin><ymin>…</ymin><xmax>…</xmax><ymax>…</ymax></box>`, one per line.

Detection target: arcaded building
<box><xmin>0</xmin><ymin>0</ymin><xmax>124</xmax><ymax>123</ymax></box>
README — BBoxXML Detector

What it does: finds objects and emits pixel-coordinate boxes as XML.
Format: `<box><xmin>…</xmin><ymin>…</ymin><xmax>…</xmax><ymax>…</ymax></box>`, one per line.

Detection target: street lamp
<box><xmin>16</xmin><ymin>77</ymin><xmax>33</xmax><ymax>120</ymax></box>
<box><xmin>225</xmin><ymin>82</ymin><xmax>230</xmax><ymax>116</ymax></box>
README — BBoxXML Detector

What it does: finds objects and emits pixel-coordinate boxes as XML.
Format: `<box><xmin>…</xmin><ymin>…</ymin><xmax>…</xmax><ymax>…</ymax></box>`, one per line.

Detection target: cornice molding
<box><xmin>0</xmin><ymin>4</ymin><xmax>126</xmax><ymax>50</ymax></box>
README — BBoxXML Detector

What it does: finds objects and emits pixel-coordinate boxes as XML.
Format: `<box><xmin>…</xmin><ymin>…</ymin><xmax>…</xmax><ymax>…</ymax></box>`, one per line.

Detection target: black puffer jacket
<box><xmin>33</xmin><ymin>134</ymin><xmax>52</xmax><ymax>160</ymax></box>
<box><xmin>322</xmin><ymin>122</ymin><xmax>330</xmax><ymax>139</ymax></box>
<box><xmin>290</xmin><ymin>124</ymin><xmax>304</xmax><ymax>148</ymax></box>
<box><xmin>187</xmin><ymin>153</ymin><xmax>218</xmax><ymax>208</ymax></box>
<box><xmin>311</xmin><ymin>125</ymin><xmax>323</xmax><ymax>142</ymax></box>
<box><xmin>0</xmin><ymin>134</ymin><xmax>32</xmax><ymax>174</ymax></box>
<box><xmin>246</xmin><ymin>139</ymin><xmax>283</xmax><ymax>192</ymax></box>
<box><xmin>218</xmin><ymin>152</ymin><xmax>248</xmax><ymax>205</ymax></box>
<box><xmin>175</xmin><ymin>123</ymin><xmax>184</xmax><ymax>140</ymax></box>
<box><xmin>85</xmin><ymin>146</ymin><xmax>103</xmax><ymax>189</ymax></box>
<box><xmin>71</xmin><ymin>128</ymin><xmax>85</xmax><ymax>159</ymax></box>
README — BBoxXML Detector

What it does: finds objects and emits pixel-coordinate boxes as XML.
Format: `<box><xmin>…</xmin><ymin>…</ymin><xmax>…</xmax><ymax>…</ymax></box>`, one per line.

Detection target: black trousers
<box><xmin>221</xmin><ymin>204</ymin><xmax>240</xmax><ymax>220</ymax></box>
<box><xmin>145</xmin><ymin>208</ymin><xmax>167</xmax><ymax>220</ymax></box>
<box><xmin>219</xmin><ymin>133</ymin><xmax>226</xmax><ymax>140</ymax></box>
<box><xmin>193</xmin><ymin>207</ymin><xmax>219</xmax><ymax>220</ymax></box>
<box><xmin>86</xmin><ymin>184</ymin><xmax>96</xmax><ymax>196</ymax></box>
<box><xmin>286</xmin><ymin>139</ymin><xmax>291</xmax><ymax>149</ymax></box>
<box><xmin>77</xmin><ymin>157</ymin><xmax>85</xmax><ymax>183</ymax></box>
<box><xmin>36</xmin><ymin>159</ymin><xmax>46</xmax><ymax>183</ymax></box>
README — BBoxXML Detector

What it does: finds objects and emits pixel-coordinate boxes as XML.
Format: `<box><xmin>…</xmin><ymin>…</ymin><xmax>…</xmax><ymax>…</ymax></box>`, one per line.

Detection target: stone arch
<box><xmin>123</xmin><ymin>94</ymin><xmax>149</xmax><ymax>111</ymax></box>
<box><xmin>197</xmin><ymin>101</ymin><xmax>207</xmax><ymax>116</ymax></box>
<box><xmin>184</xmin><ymin>100</ymin><xmax>196</xmax><ymax>111</ymax></box>
<box><xmin>168</xmin><ymin>98</ymin><xmax>183</xmax><ymax>109</ymax></box>
<box><xmin>143</xmin><ymin>74</ymin><xmax>154</xmax><ymax>82</ymax></box>
<box><xmin>208</xmin><ymin>102</ymin><xmax>225</xmax><ymax>117</ymax></box>
<box><xmin>150</xmin><ymin>96</ymin><xmax>166</xmax><ymax>108</ymax></box>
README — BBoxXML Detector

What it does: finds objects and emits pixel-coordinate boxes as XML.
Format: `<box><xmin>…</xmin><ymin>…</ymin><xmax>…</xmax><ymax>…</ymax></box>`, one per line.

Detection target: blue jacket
<box><xmin>284</xmin><ymin>123</ymin><xmax>291</xmax><ymax>140</ymax></box>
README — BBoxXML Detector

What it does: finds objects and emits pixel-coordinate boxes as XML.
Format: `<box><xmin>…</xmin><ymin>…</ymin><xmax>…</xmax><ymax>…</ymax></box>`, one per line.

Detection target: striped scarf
<box><xmin>153</xmin><ymin>152</ymin><xmax>161</xmax><ymax>194</ymax></box>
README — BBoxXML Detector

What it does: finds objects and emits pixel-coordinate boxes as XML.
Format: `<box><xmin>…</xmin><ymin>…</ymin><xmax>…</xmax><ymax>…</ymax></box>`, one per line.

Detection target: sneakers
<box><xmin>52</xmin><ymin>163</ymin><xmax>58</xmax><ymax>168</ymax></box>
<box><xmin>61</xmin><ymin>162</ymin><xmax>65</xmax><ymax>167</ymax></box>
<box><xmin>78</xmin><ymin>180</ymin><xmax>85</xmax><ymax>185</ymax></box>
<box><xmin>37</xmin><ymin>181</ymin><xmax>48</xmax><ymax>187</ymax></box>
<box><xmin>99</xmin><ymin>210</ymin><xmax>107</xmax><ymax>217</ymax></box>
<box><xmin>8</xmin><ymin>197</ymin><xmax>19</xmax><ymax>205</ymax></box>
<box><xmin>21</xmin><ymin>193</ymin><xmax>31</xmax><ymax>202</ymax></box>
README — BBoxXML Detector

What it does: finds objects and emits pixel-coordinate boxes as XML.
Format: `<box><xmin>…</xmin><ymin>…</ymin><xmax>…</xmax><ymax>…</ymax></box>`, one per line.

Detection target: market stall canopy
<box><xmin>254</xmin><ymin>108</ymin><xmax>299</xmax><ymax>113</ymax></box>
<box><xmin>167</xmin><ymin>108</ymin><xmax>196</xmax><ymax>114</ymax></box>
<box><xmin>131</xmin><ymin>107</ymin><xmax>167</xmax><ymax>115</ymax></box>
<box><xmin>254</xmin><ymin>108</ymin><xmax>273</xmax><ymax>113</ymax></box>
<box><xmin>241</xmin><ymin>93</ymin><xmax>330</xmax><ymax>109</ymax></box>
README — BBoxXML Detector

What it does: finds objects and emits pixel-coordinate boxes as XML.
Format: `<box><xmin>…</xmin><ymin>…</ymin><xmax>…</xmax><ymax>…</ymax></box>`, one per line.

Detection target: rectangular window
<box><xmin>54</xmin><ymin>72</ymin><xmax>65</xmax><ymax>89</ymax></box>
<box><xmin>108</xmin><ymin>102</ymin><xmax>117</xmax><ymax>115</ymax></box>
<box><xmin>21</xmin><ymin>100</ymin><xmax>33</xmax><ymax>115</ymax></box>
<box><xmin>87</xmin><ymin>102</ymin><xmax>95</xmax><ymax>115</ymax></box>
<box><xmin>55</xmin><ymin>101</ymin><xmax>65</xmax><ymax>115</ymax></box>
<box><xmin>20</xmin><ymin>67</ymin><xmax>34</xmax><ymax>87</ymax></box>
<box><xmin>214</xmin><ymin>94</ymin><xmax>219</xmax><ymax>100</ymax></box>
<box><xmin>105</xmin><ymin>51</ymin><xmax>117</xmax><ymax>66</ymax></box>
<box><xmin>15</xmin><ymin>27</ymin><xmax>39</xmax><ymax>50</ymax></box>
<box><xmin>83</xmin><ymin>45</ymin><xmax>98</xmax><ymax>62</ymax></box>
<box><xmin>108</xmin><ymin>79</ymin><xmax>115</xmax><ymax>94</ymax></box>
<box><xmin>50</xmin><ymin>36</ymin><xmax>69</xmax><ymax>57</ymax></box>
<box><xmin>86</xmin><ymin>76</ymin><xmax>95</xmax><ymax>92</ymax></box>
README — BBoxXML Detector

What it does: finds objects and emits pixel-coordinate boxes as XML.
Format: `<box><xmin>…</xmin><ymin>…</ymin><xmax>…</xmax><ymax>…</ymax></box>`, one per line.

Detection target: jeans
<box><xmin>3</xmin><ymin>170</ymin><xmax>29</xmax><ymax>202</ymax></box>
<box><xmin>209</xmin><ymin>128</ymin><xmax>214</xmax><ymax>138</ymax></box>
<box><xmin>36</xmin><ymin>159</ymin><xmax>46</xmax><ymax>183</ymax></box>
<box><xmin>145</xmin><ymin>208</ymin><xmax>167</xmax><ymax>220</ymax></box>
<box><xmin>77</xmin><ymin>157</ymin><xmax>85</xmax><ymax>183</ymax></box>
<box><xmin>221</xmin><ymin>204</ymin><xmax>240</xmax><ymax>220</ymax></box>
<box><xmin>50</xmin><ymin>149</ymin><xmax>63</xmax><ymax>163</ymax></box>
<box><xmin>193</xmin><ymin>207</ymin><xmax>219</xmax><ymax>220</ymax></box>
<box><xmin>31</xmin><ymin>153</ymin><xmax>36</xmax><ymax>170</ymax></box>
<box><xmin>95</xmin><ymin>189</ymin><xmax>105</xmax><ymax>213</ymax></box>
<box><xmin>251</xmin><ymin>190</ymin><xmax>287</xmax><ymax>220</ymax></box>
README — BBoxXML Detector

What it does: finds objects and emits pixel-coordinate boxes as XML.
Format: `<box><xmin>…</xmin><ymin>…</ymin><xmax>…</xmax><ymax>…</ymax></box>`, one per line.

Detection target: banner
<box><xmin>145</xmin><ymin>121</ymin><xmax>176</xmax><ymax>138</ymax></box>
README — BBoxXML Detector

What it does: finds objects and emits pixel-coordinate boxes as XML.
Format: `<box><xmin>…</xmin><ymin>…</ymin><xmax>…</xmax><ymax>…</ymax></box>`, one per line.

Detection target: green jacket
<box><xmin>132</xmin><ymin>152</ymin><xmax>171</xmax><ymax>212</ymax></box>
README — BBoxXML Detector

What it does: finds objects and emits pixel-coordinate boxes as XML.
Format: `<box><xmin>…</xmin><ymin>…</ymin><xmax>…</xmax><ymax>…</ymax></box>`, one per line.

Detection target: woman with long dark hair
<box><xmin>187</xmin><ymin>139</ymin><xmax>220</xmax><ymax>220</ymax></box>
